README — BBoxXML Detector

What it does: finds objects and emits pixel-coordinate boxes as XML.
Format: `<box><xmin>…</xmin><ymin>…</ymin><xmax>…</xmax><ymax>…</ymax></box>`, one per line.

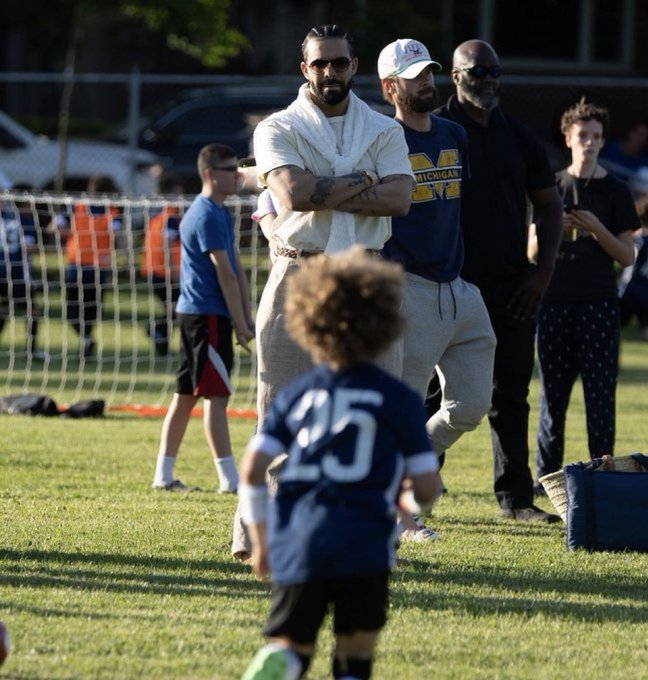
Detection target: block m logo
<box><xmin>409</xmin><ymin>150</ymin><xmax>461</xmax><ymax>202</ymax></box>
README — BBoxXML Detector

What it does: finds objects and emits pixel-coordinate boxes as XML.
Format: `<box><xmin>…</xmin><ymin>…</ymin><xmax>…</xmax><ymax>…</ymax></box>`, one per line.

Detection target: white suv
<box><xmin>0</xmin><ymin>109</ymin><xmax>160</xmax><ymax>195</ymax></box>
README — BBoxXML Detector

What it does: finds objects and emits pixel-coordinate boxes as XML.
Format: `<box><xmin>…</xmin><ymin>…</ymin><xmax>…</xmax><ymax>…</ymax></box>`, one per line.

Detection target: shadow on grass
<box><xmin>0</xmin><ymin>547</ymin><xmax>266</xmax><ymax>600</ymax></box>
<box><xmin>391</xmin><ymin>558</ymin><xmax>648</xmax><ymax>624</ymax></box>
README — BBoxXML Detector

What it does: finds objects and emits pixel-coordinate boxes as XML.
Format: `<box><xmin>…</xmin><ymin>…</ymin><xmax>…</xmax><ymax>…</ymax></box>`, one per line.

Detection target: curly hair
<box><xmin>284</xmin><ymin>246</ymin><xmax>404</xmax><ymax>369</ymax></box>
<box><xmin>560</xmin><ymin>97</ymin><xmax>610</xmax><ymax>137</ymax></box>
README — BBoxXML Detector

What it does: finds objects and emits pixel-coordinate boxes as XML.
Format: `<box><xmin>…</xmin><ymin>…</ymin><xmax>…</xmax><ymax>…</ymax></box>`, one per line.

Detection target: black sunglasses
<box><xmin>307</xmin><ymin>57</ymin><xmax>352</xmax><ymax>73</ymax></box>
<box><xmin>455</xmin><ymin>65</ymin><xmax>502</xmax><ymax>79</ymax></box>
<box><xmin>211</xmin><ymin>165</ymin><xmax>240</xmax><ymax>173</ymax></box>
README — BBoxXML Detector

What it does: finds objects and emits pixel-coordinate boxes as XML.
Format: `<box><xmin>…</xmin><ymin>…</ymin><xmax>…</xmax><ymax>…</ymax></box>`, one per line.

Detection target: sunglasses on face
<box><xmin>211</xmin><ymin>165</ymin><xmax>240</xmax><ymax>173</ymax></box>
<box><xmin>455</xmin><ymin>64</ymin><xmax>502</xmax><ymax>79</ymax></box>
<box><xmin>307</xmin><ymin>57</ymin><xmax>352</xmax><ymax>73</ymax></box>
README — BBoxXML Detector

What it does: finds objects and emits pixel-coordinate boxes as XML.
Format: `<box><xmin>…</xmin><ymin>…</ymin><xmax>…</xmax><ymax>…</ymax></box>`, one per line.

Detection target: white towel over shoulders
<box><xmin>262</xmin><ymin>84</ymin><xmax>399</xmax><ymax>253</ymax></box>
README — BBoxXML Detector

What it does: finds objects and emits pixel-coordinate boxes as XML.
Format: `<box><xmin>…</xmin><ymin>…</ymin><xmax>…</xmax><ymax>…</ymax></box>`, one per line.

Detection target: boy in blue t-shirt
<box><xmin>151</xmin><ymin>144</ymin><xmax>254</xmax><ymax>493</ymax></box>
<box><xmin>240</xmin><ymin>247</ymin><xmax>441</xmax><ymax>680</ymax></box>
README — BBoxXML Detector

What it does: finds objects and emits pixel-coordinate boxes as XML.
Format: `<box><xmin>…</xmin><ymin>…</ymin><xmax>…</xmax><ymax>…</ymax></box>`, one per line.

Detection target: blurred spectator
<box><xmin>0</xmin><ymin>190</ymin><xmax>45</xmax><ymax>359</ymax></box>
<box><xmin>599</xmin><ymin>118</ymin><xmax>648</xmax><ymax>195</ymax></box>
<box><xmin>619</xmin><ymin>195</ymin><xmax>648</xmax><ymax>340</ymax></box>
<box><xmin>48</xmin><ymin>174</ymin><xmax>122</xmax><ymax>358</ymax></box>
<box><xmin>140</xmin><ymin>172</ymin><xmax>185</xmax><ymax>356</ymax></box>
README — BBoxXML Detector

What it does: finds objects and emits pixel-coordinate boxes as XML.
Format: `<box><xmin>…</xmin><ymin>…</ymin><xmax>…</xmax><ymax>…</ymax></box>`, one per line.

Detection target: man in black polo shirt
<box><xmin>427</xmin><ymin>39</ymin><xmax>563</xmax><ymax>522</ymax></box>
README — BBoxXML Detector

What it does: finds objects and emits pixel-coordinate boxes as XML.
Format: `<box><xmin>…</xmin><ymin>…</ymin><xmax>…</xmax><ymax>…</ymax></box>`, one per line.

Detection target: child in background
<box><xmin>240</xmin><ymin>247</ymin><xmax>441</xmax><ymax>680</ymax></box>
<box><xmin>151</xmin><ymin>144</ymin><xmax>254</xmax><ymax>493</ymax></box>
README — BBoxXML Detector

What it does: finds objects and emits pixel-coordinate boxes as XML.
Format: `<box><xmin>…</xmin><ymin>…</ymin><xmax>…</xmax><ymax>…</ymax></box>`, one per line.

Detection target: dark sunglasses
<box><xmin>211</xmin><ymin>165</ymin><xmax>240</xmax><ymax>173</ymax></box>
<box><xmin>455</xmin><ymin>65</ymin><xmax>502</xmax><ymax>79</ymax></box>
<box><xmin>307</xmin><ymin>57</ymin><xmax>352</xmax><ymax>73</ymax></box>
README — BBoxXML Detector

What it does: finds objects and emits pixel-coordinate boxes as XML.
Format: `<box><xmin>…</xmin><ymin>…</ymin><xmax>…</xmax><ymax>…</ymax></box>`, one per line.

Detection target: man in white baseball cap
<box><xmin>377</xmin><ymin>38</ymin><xmax>441</xmax><ymax>80</ymax></box>
<box><xmin>378</xmin><ymin>37</ymin><xmax>497</xmax><ymax>542</ymax></box>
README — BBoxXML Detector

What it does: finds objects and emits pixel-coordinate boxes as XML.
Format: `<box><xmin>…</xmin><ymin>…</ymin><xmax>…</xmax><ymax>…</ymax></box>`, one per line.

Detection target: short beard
<box><xmin>458</xmin><ymin>80</ymin><xmax>499</xmax><ymax>111</ymax></box>
<box><xmin>396</xmin><ymin>88</ymin><xmax>438</xmax><ymax>114</ymax></box>
<box><xmin>309</xmin><ymin>78</ymin><xmax>353</xmax><ymax>106</ymax></box>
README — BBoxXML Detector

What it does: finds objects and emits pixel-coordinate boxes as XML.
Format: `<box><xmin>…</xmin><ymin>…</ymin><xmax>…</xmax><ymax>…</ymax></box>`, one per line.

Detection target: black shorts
<box><xmin>176</xmin><ymin>313</ymin><xmax>233</xmax><ymax>397</ymax></box>
<box><xmin>263</xmin><ymin>571</ymin><xmax>390</xmax><ymax>645</ymax></box>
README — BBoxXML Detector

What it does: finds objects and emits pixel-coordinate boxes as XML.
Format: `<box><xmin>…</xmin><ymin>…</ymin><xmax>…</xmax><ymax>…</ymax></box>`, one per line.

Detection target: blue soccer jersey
<box><xmin>250</xmin><ymin>362</ymin><xmax>438</xmax><ymax>586</ymax></box>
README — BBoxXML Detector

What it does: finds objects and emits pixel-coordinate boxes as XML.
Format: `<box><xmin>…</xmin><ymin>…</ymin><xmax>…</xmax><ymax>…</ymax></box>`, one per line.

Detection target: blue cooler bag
<box><xmin>565</xmin><ymin>454</ymin><xmax>648</xmax><ymax>551</ymax></box>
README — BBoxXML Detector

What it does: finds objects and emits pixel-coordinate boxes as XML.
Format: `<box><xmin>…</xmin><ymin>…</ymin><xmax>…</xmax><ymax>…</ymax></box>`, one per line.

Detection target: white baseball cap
<box><xmin>378</xmin><ymin>38</ymin><xmax>442</xmax><ymax>79</ymax></box>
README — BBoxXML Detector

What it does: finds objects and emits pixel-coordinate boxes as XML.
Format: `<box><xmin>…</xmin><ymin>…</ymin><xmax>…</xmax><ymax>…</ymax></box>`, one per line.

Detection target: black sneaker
<box><xmin>499</xmin><ymin>505</ymin><xmax>560</xmax><ymax>523</ymax></box>
<box><xmin>152</xmin><ymin>479</ymin><xmax>200</xmax><ymax>492</ymax></box>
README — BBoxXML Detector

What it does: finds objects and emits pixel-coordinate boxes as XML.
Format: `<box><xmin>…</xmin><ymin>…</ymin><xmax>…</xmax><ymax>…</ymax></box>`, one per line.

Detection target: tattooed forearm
<box><xmin>310</xmin><ymin>177</ymin><xmax>336</xmax><ymax>206</ymax></box>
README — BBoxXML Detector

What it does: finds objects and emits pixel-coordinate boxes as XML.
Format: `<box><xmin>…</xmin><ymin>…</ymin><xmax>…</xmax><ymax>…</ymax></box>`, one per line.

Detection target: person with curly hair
<box><xmin>239</xmin><ymin>247</ymin><xmax>441</xmax><ymax>680</ymax></box>
<box><xmin>529</xmin><ymin>99</ymin><xmax>638</xmax><ymax>487</ymax></box>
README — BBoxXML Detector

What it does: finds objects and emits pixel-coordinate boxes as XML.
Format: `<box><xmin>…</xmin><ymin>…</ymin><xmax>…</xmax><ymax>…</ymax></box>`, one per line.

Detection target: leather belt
<box><xmin>274</xmin><ymin>246</ymin><xmax>321</xmax><ymax>259</ymax></box>
<box><xmin>274</xmin><ymin>246</ymin><xmax>382</xmax><ymax>260</ymax></box>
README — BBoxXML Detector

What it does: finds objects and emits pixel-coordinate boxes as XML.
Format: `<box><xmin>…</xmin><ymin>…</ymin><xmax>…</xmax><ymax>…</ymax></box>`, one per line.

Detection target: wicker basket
<box><xmin>539</xmin><ymin>454</ymin><xmax>648</xmax><ymax>522</ymax></box>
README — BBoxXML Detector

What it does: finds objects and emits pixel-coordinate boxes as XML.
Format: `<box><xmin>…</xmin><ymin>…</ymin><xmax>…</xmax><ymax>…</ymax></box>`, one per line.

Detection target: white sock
<box><xmin>152</xmin><ymin>455</ymin><xmax>176</xmax><ymax>487</ymax></box>
<box><xmin>214</xmin><ymin>456</ymin><xmax>239</xmax><ymax>492</ymax></box>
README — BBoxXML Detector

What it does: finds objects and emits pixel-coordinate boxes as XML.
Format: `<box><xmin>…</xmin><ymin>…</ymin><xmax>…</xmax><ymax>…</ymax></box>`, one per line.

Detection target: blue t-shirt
<box><xmin>176</xmin><ymin>195</ymin><xmax>236</xmax><ymax>315</ymax></box>
<box><xmin>383</xmin><ymin>116</ymin><xmax>468</xmax><ymax>282</ymax></box>
<box><xmin>251</xmin><ymin>362</ymin><xmax>437</xmax><ymax>586</ymax></box>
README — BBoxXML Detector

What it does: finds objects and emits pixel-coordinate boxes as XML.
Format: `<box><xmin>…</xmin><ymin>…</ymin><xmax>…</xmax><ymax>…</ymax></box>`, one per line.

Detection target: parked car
<box><xmin>111</xmin><ymin>82</ymin><xmax>393</xmax><ymax>192</ymax></box>
<box><xmin>0</xmin><ymin>109</ymin><xmax>161</xmax><ymax>195</ymax></box>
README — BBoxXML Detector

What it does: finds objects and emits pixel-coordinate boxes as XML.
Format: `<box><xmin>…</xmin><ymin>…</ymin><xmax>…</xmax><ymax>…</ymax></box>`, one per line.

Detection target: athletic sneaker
<box><xmin>242</xmin><ymin>644</ymin><xmax>301</xmax><ymax>680</ymax></box>
<box><xmin>400</xmin><ymin>514</ymin><xmax>440</xmax><ymax>541</ymax></box>
<box><xmin>499</xmin><ymin>505</ymin><xmax>560</xmax><ymax>523</ymax></box>
<box><xmin>152</xmin><ymin>479</ymin><xmax>200</xmax><ymax>492</ymax></box>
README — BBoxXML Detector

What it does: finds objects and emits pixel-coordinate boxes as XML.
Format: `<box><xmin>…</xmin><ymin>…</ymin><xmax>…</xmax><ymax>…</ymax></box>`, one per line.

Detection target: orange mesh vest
<box><xmin>140</xmin><ymin>207</ymin><xmax>182</xmax><ymax>280</ymax></box>
<box><xmin>66</xmin><ymin>204</ymin><xmax>118</xmax><ymax>268</ymax></box>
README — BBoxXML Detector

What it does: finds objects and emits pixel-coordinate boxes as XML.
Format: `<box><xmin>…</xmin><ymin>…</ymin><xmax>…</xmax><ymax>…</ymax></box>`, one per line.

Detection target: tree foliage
<box><xmin>122</xmin><ymin>0</ymin><xmax>249</xmax><ymax>68</ymax></box>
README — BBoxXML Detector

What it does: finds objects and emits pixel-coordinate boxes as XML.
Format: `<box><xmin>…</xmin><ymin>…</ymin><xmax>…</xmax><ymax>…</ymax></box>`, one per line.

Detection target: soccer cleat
<box><xmin>499</xmin><ymin>505</ymin><xmax>560</xmax><ymax>523</ymax></box>
<box><xmin>152</xmin><ymin>479</ymin><xmax>200</xmax><ymax>492</ymax></box>
<box><xmin>400</xmin><ymin>514</ymin><xmax>440</xmax><ymax>542</ymax></box>
<box><xmin>242</xmin><ymin>643</ymin><xmax>302</xmax><ymax>680</ymax></box>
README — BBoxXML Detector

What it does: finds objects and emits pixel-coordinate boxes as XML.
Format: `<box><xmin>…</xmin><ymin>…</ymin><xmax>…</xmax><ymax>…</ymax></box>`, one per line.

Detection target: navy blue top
<box><xmin>383</xmin><ymin>116</ymin><xmax>468</xmax><ymax>282</ymax></box>
<box><xmin>252</xmin><ymin>362</ymin><xmax>437</xmax><ymax>586</ymax></box>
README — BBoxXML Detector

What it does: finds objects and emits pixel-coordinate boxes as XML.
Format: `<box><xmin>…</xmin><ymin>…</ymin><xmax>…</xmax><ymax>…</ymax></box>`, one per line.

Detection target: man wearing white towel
<box><xmin>231</xmin><ymin>25</ymin><xmax>414</xmax><ymax>560</ymax></box>
<box><xmin>252</xmin><ymin>24</ymin><xmax>415</xmax><ymax>427</ymax></box>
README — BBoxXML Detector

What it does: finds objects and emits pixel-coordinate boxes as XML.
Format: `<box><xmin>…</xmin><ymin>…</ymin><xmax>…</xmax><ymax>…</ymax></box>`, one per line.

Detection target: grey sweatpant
<box><xmin>400</xmin><ymin>273</ymin><xmax>496</xmax><ymax>454</ymax></box>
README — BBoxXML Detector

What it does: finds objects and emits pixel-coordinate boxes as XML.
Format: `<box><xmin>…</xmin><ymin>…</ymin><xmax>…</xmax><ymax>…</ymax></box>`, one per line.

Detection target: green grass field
<box><xmin>1</xmin><ymin>328</ymin><xmax>648</xmax><ymax>679</ymax></box>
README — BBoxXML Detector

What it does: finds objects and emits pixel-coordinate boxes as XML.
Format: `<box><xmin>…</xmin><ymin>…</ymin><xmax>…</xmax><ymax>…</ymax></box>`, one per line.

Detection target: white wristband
<box><xmin>239</xmin><ymin>484</ymin><xmax>269</xmax><ymax>525</ymax></box>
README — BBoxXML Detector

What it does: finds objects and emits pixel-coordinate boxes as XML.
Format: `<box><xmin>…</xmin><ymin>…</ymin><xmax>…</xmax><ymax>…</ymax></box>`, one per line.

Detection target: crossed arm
<box><xmin>265</xmin><ymin>165</ymin><xmax>413</xmax><ymax>217</ymax></box>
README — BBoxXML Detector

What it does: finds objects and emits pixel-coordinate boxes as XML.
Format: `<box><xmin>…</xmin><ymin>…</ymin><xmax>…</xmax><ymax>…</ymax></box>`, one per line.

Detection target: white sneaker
<box><xmin>400</xmin><ymin>515</ymin><xmax>440</xmax><ymax>541</ymax></box>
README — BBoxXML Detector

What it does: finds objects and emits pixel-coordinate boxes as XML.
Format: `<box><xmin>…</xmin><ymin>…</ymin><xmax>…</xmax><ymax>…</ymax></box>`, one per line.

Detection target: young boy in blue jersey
<box><xmin>151</xmin><ymin>144</ymin><xmax>255</xmax><ymax>493</ymax></box>
<box><xmin>239</xmin><ymin>247</ymin><xmax>441</xmax><ymax>680</ymax></box>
